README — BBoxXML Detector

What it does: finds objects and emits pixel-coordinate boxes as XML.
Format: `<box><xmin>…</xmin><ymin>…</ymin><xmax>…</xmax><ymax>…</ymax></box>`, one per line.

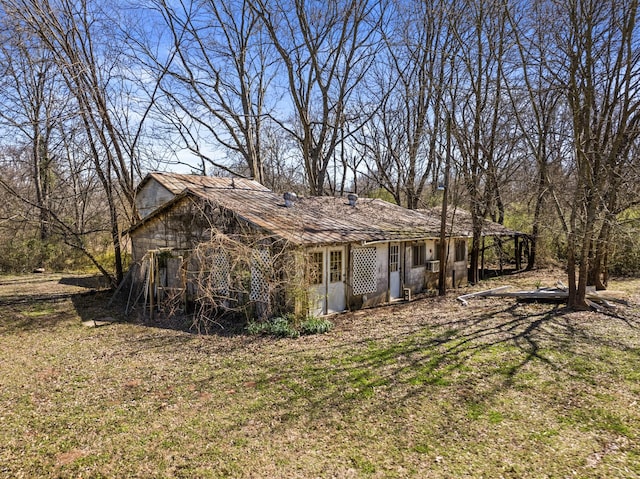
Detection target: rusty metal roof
<box><xmin>172</xmin><ymin>188</ymin><xmax>468</xmax><ymax>246</ymax></box>
<box><xmin>129</xmin><ymin>173</ymin><xmax>477</xmax><ymax>245</ymax></box>
<box><xmin>137</xmin><ymin>172</ymin><xmax>270</xmax><ymax>194</ymax></box>
<box><xmin>419</xmin><ymin>207</ymin><xmax>526</xmax><ymax>237</ymax></box>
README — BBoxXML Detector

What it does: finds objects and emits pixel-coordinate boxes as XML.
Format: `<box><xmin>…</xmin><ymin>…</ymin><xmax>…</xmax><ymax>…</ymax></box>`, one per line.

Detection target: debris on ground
<box><xmin>457</xmin><ymin>283</ymin><xmax>630</xmax><ymax>311</ymax></box>
<box><xmin>82</xmin><ymin>317</ymin><xmax>115</xmax><ymax>328</ymax></box>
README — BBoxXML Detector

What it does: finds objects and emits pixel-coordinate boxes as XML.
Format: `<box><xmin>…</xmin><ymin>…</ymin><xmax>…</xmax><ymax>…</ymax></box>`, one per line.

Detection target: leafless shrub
<box><xmin>187</xmin><ymin>227</ymin><xmax>305</xmax><ymax>334</ymax></box>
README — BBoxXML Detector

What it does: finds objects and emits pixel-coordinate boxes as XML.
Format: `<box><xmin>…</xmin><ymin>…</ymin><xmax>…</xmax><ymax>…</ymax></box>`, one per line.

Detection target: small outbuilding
<box><xmin>127</xmin><ymin>173</ymin><xmax>471</xmax><ymax>319</ymax></box>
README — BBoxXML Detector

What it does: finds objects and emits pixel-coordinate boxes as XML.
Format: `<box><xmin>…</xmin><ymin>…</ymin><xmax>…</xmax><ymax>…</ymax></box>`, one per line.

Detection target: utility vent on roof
<box><xmin>347</xmin><ymin>193</ymin><xmax>358</xmax><ymax>207</ymax></box>
<box><xmin>284</xmin><ymin>192</ymin><xmax>297</xmax><ymax>207</ymax></box>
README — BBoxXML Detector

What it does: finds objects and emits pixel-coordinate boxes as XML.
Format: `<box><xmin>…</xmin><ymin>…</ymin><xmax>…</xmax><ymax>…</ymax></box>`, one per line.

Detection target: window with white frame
<box><xmin>329</xmin><ymin>250</ymin><xmax>343</xmax><ymax>283</ymax></box>
<box><xmin>389</xmin><ymin>245</ymin><xmax>399</xmax><ymax>273</ymax></box>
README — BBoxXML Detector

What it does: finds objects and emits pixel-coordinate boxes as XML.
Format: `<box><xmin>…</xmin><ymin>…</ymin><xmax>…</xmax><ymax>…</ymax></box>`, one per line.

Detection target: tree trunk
<box><xmin>469</xmin><ymin>216</ymin><xmax>482</xmax><ymax>284</ymax></box>
<box><xmin>589</xmin><ymin>219</ymin><xmax>611</xmax><ymax>290</ymax></box>
<box><xmin>566</xmin><ymin>231</ymin><xmax>580</xmax><ymax>308</ymax></box>
<box><xmin>528</xmin><ymin>156</ymin><xmax>548</xmax><ymax>270</ymax></box>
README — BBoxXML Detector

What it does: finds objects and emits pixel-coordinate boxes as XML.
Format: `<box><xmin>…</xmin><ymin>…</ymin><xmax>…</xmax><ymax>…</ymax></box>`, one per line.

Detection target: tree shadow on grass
<box><xmin>115</xmin><ymin>306</ymin><xmax>253</xmax><ymax>337</ymax></box>
<box><xmin>16</xmin><ymin>271</ymin><xmax>630</xmax><ymax>435</ymax></box>
<box><xmin>0</xmin><ymin>271</ymin><xmax>255</xmax><ymax>341</ymax></box>
<box><xmin>226</xmin><ymin>299</ymin><xmax>640</xmax><ymax>427</ymax></box>
<box><xmin>71</xmin><ymin>288</ymin><xmax>640</xmax><ymax>449</ymax></box>
<box><xmin>0</xmin><ymin>289</ymin><xmax>110</xmax><ymax>334</ymax></box>
<box><xmin>70</xmin><ymin>290</ymin><xmax>118</xmax><ymax>325</ymax></box>
<box><xmin>58</xmin><ymin>274</ymin><xmax>110</xmax><ymax>289</ymax></box>
<box><xmin>0</xmin><ymin>273</ymin><xmax>119</xmax><ymax>335</ymax></box>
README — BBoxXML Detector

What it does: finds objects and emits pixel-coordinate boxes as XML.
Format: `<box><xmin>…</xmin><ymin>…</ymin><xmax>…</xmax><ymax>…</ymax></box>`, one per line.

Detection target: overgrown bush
<box><xmin>608</xmin><ymin>211</ymin><xmax>640</xmax><ymax>276</ymax></box>
<box><xmin>504</xmin><ymin>203</ymin><xmax>560</xmax><ymax>268</ymax></box>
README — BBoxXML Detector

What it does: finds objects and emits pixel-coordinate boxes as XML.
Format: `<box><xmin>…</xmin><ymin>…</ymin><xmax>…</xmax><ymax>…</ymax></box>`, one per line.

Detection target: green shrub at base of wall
<box><xmin>247</xmin><ymin>314</ymin><xmax>333</xmax><ymax>338</ymax></box>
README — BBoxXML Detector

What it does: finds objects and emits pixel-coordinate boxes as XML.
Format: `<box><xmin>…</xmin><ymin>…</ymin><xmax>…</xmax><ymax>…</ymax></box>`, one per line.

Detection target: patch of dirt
<box><xmin>55</xmin><ymin>449</ymin><xmax>86</xmax><ymax>467</ymax></box>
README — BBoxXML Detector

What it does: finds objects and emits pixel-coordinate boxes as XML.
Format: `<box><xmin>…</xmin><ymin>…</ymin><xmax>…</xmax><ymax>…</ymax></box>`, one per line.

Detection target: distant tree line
<box><xmin>0</xmin><ymin>0</ymin><xmax>638</xmax><ymax>308</ymax></box>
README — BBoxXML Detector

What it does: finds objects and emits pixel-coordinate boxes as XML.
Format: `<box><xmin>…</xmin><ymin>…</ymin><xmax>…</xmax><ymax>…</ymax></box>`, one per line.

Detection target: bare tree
<box><xmin>503</xmin><ymin>1</ymin><xmax>571</xmax><ymax>270</ymax></box>
<box><xmin>448</xmin><ymin>0</ymin><xmax>516</xmax><ymax>283</ymax></box>
<box><xmin>260</xmin><ymin>125</ymin><xmax>306</xmax><ymax>192</ymax></box>
<box><xmin>543</xmin><ymin>0</ymin><xmax>640</xmax><ymax>306</ymax></box>
<box><xmin>0</xmin><ymin>12</ymin><xmax>111</xmax><ymax>272</ymax></box>
<box><xmin>137</xmin><ymin>0</ymin><xmax>276</xmax><ymax>183</ymax></box>
<box><xmin>357</xmin><ymin>0</ymin><xmax>455</xmax><ymax>209</ymax></box>
<box><xmin>0</xmin><ymin>24</ymin><xmax>65</xmax><ymax>261</ymax></box>
<box><xmin>1</xmin><ymin>0</ymin><xmax>156</xmax><ymax>285</ymax></box>
<box><xmin>251</xmin><ymin>0</ymin><xmax>382</xmax><ymax>195</ymax></box>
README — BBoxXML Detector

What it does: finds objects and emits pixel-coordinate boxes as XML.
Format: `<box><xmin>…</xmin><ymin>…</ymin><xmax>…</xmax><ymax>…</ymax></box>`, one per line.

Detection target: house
<box><xmin>127</xmin><ymin>172</ymin><xmax>471</xmax><ymax>318</ymax></box>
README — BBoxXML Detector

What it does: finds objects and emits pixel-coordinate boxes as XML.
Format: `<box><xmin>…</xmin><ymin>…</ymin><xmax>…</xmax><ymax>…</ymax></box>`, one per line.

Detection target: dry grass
<box><xmin>1</xmin><ymin>269</ymin><xmax>639</xmax><ymax>478</ymax></box>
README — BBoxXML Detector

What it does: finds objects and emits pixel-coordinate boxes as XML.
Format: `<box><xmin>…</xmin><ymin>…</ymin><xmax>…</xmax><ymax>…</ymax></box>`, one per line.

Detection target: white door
<box><xmin>327</xmin><ymin>247</ymin><xmax>346</xmax><ymax>313</ymax></box>
<box><xmin>307</xmin><ymin>247</ymin><xmax>347</xmax><ymax>315</ymax></box>
<box><xmin>389</xmin><ymin>243</ymin><xmax>401</xmax><ymax>299</ymax></box>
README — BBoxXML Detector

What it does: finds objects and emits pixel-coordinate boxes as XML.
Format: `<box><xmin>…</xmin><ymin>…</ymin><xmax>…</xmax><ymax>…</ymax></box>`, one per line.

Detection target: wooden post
<box><xmin>438</xmin><ymin>116</ymin><xmax>451</xmax><ymax>296</ymax></box>
<box><xmin>515</xmin><ymin>236</ymin><xmax>521</xmax><ymax>270</ymax></box>
<box><xmin>149</xmin><ymin>251</ymin><xmax>155</xmax><ymax>320</ymax></box>
<box><xmin>481</xmin><ymin>236</ymin><xmax>485</xmax><ymax>280</ymax></box>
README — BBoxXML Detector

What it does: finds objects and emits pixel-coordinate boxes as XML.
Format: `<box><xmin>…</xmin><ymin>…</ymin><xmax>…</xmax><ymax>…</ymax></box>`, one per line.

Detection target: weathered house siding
<box><xmin>405</xmin><ymin>241</ymin><xmax>426</xmax><ymax>294</ymax></box>
<box><xmin>135</xmin><ymin>181</ymin><xmax>175</xmax><ymax>219</ymax></box>
<box><xmin>130</xmin><ymin>198</ymin><xmax>211</xmax><ymax>261</ymax></box>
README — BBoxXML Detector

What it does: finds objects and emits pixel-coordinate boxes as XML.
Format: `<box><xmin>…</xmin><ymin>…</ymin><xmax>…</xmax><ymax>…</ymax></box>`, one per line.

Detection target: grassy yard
<box><xmin>1</xmin><ymin>270</ymin><xmax>639</xmax><ymax>478</ymax></box>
